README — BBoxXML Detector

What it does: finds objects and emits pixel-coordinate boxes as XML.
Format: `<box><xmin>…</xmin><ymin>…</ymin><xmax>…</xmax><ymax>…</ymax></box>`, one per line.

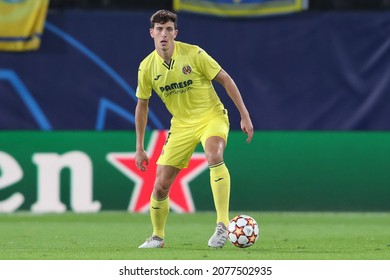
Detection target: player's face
<box><xmin>150</xmin><ymin>21</ymin><xmax>178</xmax><ymax>52</ymax></box>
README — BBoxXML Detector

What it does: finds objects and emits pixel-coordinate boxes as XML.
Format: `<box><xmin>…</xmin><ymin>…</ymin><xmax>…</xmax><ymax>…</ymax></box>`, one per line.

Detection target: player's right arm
<box><xmin>135</xmin><ymin>60</ymin><xmax>153</xmax><ymax>171</ymax></box>
<box><xmin>135</xmin><ymin>98</ymin><xmax>149</xmax><ymax>171</ymax></box>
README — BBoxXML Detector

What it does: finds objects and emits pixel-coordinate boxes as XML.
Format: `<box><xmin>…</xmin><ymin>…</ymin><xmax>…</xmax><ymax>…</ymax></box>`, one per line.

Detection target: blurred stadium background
<box><xmin>46</xmin><ymin>0</ymin><xmax>390</xmax><ymax>10</ymax></box>
<box><xmin>1</xmin><ymin>0</ymin><xmax>390</xmax><ymax>214</ymax></box>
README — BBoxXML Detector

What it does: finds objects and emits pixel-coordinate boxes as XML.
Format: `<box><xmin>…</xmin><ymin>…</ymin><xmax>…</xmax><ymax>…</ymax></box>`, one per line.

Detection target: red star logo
<box><xmin>247</xmin><ymin>218</ymin><xmax>256</xmax><ymax>227</ymax></box>
<box><xmin>233</xmin><ymin>226</ymin><xmax>244</xmax><ymax>237</ymax></box>
<box><xmin>248</xmin><ymin>233</ymin><xmax>258</xmax><ymax>243</ymax></box>
<box><xmin>106</xmin><ymin>130</ymin><xmax>209</xmax><ymax>213</ymax></box>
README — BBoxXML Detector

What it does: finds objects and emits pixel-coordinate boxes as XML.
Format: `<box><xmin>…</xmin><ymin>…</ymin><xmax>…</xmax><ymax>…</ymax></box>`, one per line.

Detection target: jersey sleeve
<box><xmin>136</xmin><ymin>64</ymin><xmax>152</xmax><ymax>99</ymax></box>
<box><xmin>195</xmin><ymin>47</ymin><xmax>222</xmax><ymax>80</ymax></box>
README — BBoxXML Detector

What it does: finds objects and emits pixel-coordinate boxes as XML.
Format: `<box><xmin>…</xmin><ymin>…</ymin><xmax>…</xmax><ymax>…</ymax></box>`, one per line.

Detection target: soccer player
<box><xmin>136</xmin><ymin>10</ymin><xmax>253</xmax><ymax>248</ymax></box>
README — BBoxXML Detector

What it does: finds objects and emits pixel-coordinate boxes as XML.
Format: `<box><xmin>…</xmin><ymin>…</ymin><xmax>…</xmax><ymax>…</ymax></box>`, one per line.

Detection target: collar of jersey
<box><xmin>154</xmin><ymin>40</ymin><xmax>179</xmax><ymax>63</ymax></box>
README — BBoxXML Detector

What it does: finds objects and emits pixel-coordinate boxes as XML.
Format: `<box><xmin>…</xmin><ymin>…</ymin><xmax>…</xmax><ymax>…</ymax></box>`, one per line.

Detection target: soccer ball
<box><xmin>227</xmin><ymin>214</ymin><xmax>259</xmax><ymax>248</ymax></box>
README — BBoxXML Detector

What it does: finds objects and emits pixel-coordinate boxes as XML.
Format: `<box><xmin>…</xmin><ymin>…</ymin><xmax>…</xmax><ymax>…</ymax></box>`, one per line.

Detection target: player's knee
<box><xmin>205</xmin><ymin>151</ymin><xmax>223</xmax><ymax>166</ymax></box>
<box><xmin>153</xmin><ymin>183</ymin><xmax>169</xmax><ymax>199</ymax></box>
<box><xmin>154</xmin><ymin>176</ymin><xmax>172</xmax><ymax>196</ymax></box>
<box><xmin>154</xmin><ymin>188</ymin><xmax>169</xmax><ymax>199</ymax></box>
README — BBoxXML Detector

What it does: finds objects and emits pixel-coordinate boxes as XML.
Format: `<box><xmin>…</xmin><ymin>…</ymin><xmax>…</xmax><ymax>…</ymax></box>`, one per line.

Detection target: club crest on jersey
<box><xmin>182</xmin><ymin>65</ymin><xmax>192</xmax><ymax>75</ymax></box>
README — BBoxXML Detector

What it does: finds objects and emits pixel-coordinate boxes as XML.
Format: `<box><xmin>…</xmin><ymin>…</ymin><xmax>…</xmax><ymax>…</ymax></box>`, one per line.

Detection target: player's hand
<box><xmin>241</xmin><ymin>115</ymin><xmax>254</xmax><ymax>143</ymax></box>
<box><xmin>135</xmin><ymin>149</ymin><xmax>149</xmax><ymax>171</ymax></box>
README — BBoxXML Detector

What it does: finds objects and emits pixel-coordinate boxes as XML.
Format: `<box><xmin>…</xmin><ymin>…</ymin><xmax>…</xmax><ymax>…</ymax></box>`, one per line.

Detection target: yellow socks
<box><xmin>148</xmin><ymin>162</ymin><xmax>230</xmax><ymax>238</ymax></box>
<box><xmin>209</xmin><ymin>162</ymin><xmax>230</xmax><ymax>226</ymax></box>
<box><xmin>150</xmin><ymin>195</ymin><xmax>169</xmax><ymax>239</ymax></box>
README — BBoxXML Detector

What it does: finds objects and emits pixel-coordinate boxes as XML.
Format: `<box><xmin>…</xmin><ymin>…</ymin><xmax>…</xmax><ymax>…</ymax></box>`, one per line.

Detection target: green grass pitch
<box><xmin>0</xmin><ymin>212</ymin><xmax>389</xmax><ymax>260</ymax></box>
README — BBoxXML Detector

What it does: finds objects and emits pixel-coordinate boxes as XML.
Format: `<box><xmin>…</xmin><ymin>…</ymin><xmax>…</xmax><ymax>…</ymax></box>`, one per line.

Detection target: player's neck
<box><xmin>156</xmin><ymin>42</ymin><xmax>175</xmax><ymax>64</ymax></box>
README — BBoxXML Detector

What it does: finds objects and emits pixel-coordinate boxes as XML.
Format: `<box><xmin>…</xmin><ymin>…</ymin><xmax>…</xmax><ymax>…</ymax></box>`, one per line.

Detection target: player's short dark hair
<box><xmin>150</xmin><ymin>10</ymin><xmax>178</xmax><ymax>29</ymax></box>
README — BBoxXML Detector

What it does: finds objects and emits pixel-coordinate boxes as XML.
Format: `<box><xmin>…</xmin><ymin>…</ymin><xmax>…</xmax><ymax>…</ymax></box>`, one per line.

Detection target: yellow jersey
<box><xmin>136</xmin><ymin>41</ymin><xmax>225</xmax><ymax>126</ymax></box>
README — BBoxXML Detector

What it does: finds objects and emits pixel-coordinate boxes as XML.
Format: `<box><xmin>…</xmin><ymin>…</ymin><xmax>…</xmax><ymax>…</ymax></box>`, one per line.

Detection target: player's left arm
<box><xmin>214</xmin><ymin>69</ymin><xmax>254</xmax><ymax>143</ymax></box>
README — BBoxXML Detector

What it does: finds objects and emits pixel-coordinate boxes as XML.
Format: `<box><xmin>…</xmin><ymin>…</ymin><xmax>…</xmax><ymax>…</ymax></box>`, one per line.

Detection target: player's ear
<box><xmin>173</xmin><ymin>29</ymin><xmax>178</xmax><ymax>39</ymax></box>
<box><xmin>150</xmin><ymin>28</ymin><xmax>154</xmax><ymax>38</ymax></box>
